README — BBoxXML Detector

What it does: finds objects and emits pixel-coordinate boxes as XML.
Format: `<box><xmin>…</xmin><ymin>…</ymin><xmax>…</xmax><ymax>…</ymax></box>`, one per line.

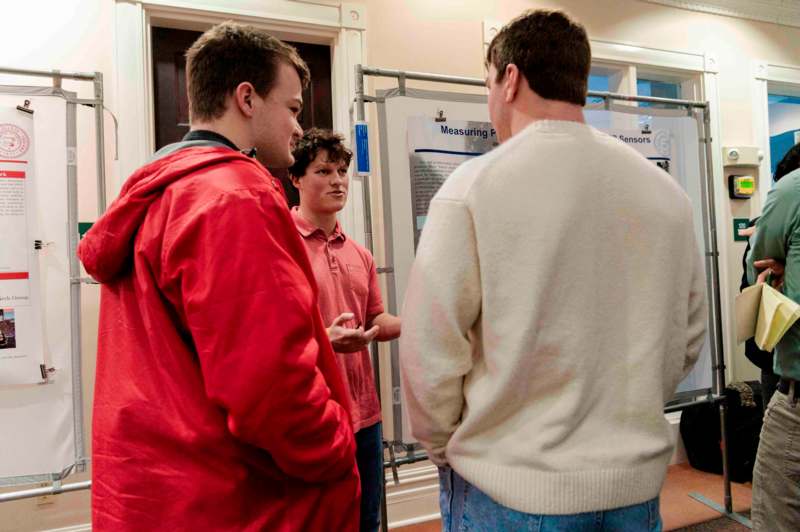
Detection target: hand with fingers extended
<box><xmin>755</xmin><ymin>258</ymin><xmax>785</xmax><ymax>290</ymax></box>
<box><xmin>738</xmin><ymin>225</ymin><xmax>756</xmax><ymax>239</ymax></box>
<box><xmin>326</xmin><ymin>312</ymin><xmax>380</xmax><ymax>353</ymax></box>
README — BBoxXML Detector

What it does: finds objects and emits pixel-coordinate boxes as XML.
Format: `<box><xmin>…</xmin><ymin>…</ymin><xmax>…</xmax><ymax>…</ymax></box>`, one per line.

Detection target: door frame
<box><xmin>752</xmin><ymin>60</ymin><xmax>800</xmax><ymax>207</ymax></box>
<box><xmin>113</xmin><ymin>0</ymin><xmax>367</xmax><ymax>238</ymax></box>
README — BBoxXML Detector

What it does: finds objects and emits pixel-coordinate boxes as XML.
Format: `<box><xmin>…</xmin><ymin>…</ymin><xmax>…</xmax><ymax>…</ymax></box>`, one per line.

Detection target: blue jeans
<box><xmin>356</xmin><ymin>422</ymin><xmax>383</xmax><ymax>532</ymax></box>
<box><xmin>438</xmin><ymin>466</ymin><xmax>662</xmax><ymax>532</ymax></box>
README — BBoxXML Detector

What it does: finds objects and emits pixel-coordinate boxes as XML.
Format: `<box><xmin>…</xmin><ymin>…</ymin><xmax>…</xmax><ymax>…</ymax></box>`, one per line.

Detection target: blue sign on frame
<box><xmin>354</xmin><ymin>121</ymin><xmax>370</xmax><ymax>175</ymax></box>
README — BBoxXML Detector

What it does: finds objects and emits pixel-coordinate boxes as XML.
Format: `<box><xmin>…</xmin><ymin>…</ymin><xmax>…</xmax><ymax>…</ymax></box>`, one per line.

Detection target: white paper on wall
<box><xmin>0</xmin><ymin>91</ymin><xmax>78</xmax><ymax>482</ymax></box>
<box><xmin>0</xmin><ymin>107</ymin><xmax>46</xmax><ymax>386</ymax></box>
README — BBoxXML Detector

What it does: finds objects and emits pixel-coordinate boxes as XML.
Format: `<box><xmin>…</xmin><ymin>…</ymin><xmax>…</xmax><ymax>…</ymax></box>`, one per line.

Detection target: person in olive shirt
<box><xmin>747</xmin><ymin>142</ymin><xmax>800</xmax><ymax>531</ymax></box>
<box><xmin>740</xmin><ymin>145</ymin><xmax>800</xmax><ymax>412</ymax></box>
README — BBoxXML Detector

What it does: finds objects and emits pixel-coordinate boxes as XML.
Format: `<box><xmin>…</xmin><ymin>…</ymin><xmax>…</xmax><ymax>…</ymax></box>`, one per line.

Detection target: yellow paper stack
<box><xmin>736</xmin><ymin>283</ymin><xmax>800</xmax><ymax>351</ymax></box>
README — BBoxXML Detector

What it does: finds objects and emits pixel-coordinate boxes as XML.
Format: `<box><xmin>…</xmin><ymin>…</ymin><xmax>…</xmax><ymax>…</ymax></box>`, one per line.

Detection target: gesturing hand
<box><xmin>327</xmin><ymin>312</ymin><xmax>380</xmax><ymax>353</ymax></box>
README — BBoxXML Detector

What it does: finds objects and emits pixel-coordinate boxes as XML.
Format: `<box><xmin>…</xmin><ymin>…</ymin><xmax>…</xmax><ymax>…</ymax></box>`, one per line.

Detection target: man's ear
<box><xmin>234</xmin><ymin>82</ymin><xmax>257</xmax><ymax>118</ymax></box>
<box><xmin>503</xmin><ymin>64</ymin><xmax>521</xmax><ymax>103</ymax></box>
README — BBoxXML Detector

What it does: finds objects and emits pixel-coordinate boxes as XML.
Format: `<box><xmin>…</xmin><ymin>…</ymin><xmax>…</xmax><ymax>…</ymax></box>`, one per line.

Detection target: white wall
<box><xmin>0</xmin><ymin>0</ymin><xmax>115</xmax><ymax>219</ymax></box>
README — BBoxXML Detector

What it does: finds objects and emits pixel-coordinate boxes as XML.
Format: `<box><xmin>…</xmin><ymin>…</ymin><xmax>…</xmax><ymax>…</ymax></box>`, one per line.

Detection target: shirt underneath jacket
<box><xmin>292</xmin><ymin>206</ymin><xmax>384</xmax><ymax>432</ymax></box>
<box><xmin>400</xmin><ymin>119</ymin><xmax>707</xmax><ymax>515</ymax></box>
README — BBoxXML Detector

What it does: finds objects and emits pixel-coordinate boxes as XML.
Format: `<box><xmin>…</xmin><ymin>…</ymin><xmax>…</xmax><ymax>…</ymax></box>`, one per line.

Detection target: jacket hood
<box><xmin>78</xmin><ymin>146</ymin><xmax>256</xmax><ymax>283</ymax></box>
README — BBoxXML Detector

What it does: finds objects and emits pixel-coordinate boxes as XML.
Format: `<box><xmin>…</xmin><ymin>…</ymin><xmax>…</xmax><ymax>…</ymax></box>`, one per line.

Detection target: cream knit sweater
<box><xmin>399</xmin><ymin>119</ymin><xmax>707</xmax><ymax>515</ymax></box>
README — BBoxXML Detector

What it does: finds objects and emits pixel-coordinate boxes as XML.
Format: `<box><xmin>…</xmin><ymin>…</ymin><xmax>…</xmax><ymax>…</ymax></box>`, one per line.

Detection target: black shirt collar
<box><xmin>182</xmin><ymin>130</ymin><xmax>240</xmax><ymax>152</ymax></box>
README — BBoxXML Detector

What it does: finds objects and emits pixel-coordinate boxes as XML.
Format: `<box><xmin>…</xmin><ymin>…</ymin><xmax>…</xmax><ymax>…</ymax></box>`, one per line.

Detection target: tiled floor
<box><xmin>394</xmin><ymin>464</ymin><xmax>752</xmax><ymax>532</ymax></box>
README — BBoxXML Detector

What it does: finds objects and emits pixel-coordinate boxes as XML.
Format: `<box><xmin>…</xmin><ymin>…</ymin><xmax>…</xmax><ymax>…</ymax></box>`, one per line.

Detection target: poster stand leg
<box><xmin>687</xmin><ymin>397</ymin><xmax>753</xmax><ymax>529</ymax></box>
<box><xmin>683</xmin><ymin>104</ymin><xmax>752</xmax><ymax>529</ymax></box>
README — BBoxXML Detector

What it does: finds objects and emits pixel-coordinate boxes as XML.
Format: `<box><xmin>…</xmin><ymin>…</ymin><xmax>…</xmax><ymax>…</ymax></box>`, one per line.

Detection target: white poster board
<box><xmin>378</xmin><ymin>90</ymin><xmax>714</xmax><ymax>443</ymax></box>
<box><xmin>0</xmin><ymin>90</ymin><xmax>80</xmax><ymax>483</ymax></box>
<box><xmin>0</xmin><ymin>107</ymin><xmax>47</xmax><ymax>386</ymax></box>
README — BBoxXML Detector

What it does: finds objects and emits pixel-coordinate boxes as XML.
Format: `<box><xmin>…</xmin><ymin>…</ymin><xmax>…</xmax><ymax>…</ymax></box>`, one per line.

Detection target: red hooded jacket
<box><xmin>78</xmin><ymin>145</ymin><xmax>359</xmax><ymax>530</ymax></box>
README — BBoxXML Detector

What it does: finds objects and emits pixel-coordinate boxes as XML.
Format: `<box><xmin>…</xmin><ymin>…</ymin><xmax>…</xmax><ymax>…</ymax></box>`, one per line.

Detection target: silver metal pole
<box><xmin>93</xmin><ymin>72</ymin><xmax>107</xmax><ymax>213</ymax></box>
<box><xmin>690</xmin><ymin>102</ymin><xmax>734</xmax><ymax>516</ymax></box>
<box><xmin>66</xmin><ymin>99</ymin><xmax>88</xmax><ymax>475</ymax></box>
<box><xmin>356</xmin><ymin>63</ymin><xmax>390</xmax><ymax>532</ymax></box>
<box><xmin>356</xmin><ymin>63</ymin><xmax>381</xmax><ymax>409</ymax></box>
<box><xmin>361</xmin><ymin>153</ymin><xmax>374</xmax><ymax>252</ymax></box>
<box><xmin>692</xmin><ymin>105</ymin><xmax>725</xmax><ymax>399</ymax></box>
<box><xmin>360</xmin><ymin>66</ymin><xmax>486</xmax><ymax>88</ymax></box>
<box><xmin>588</xmin><ymin>90</ymin><xmax>707</xmax><ymax>109</ymax></box>
<box><xmin>702</xmin><ymin>107</ymin><xmax>726</xmax><ymax>398</ymax></box>
<box><xmin>354</xmin><ymin>65</ymin><xmax>373</xmax><ymax>259</ymax></box>
<box><xmin>0</xmin><ymin>66</ymin><xmax>96</xmax><ymax>81</ymax></box>
<box><xmin>356</xmin><ymin>64</ymin><xmax>367</xmax><ymax>123</ymax></box>
<box><xmin>0</xmin><ymin>481</ymin><xmax>91</xmax><ymax>503</ymax></box>
<box><xmin>719</xmin><ymin>400</ymin><xmax>733</xmax><ymax>513</ymax></box>
<box><xmin>700</xmin><ymin>106</ymin><xmax>733</xmax><ymax>514</ymax></box>
<box><xmin>359</xmin><ymin>66</ymin><xmax>707</xmax><ymax>108</ymax></box>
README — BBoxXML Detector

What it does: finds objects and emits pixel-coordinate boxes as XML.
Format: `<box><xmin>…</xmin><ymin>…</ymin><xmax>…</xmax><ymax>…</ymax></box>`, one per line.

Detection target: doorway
<box><xmin>767</xmin><ymin>87</ymin><xmax>800</xmax><ymax>179</ymax></box>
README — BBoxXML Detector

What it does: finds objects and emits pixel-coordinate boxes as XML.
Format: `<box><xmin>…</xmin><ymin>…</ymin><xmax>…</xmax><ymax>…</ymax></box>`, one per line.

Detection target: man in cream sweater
<box><xmin>399</xmin><ymin>9</ymin><xmax>707</xmax><ymax>531</ymax></box>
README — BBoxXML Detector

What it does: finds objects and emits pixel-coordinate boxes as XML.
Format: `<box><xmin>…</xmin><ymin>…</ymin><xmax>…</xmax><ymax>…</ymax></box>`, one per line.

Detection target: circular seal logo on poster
<box><xmin>0</xmin><ymin>124</ymin><xmax>30</xmax><ymax>159</ymax></box>
<box><xmin>654</xmin><ymin>130</ymin><xmax>671</xmax><ymax>157</ymax></box>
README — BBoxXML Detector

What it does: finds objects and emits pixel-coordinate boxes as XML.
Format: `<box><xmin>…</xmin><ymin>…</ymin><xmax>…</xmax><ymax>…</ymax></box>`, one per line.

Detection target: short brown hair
<box><xmin>185</xmin><ymin>21</ymin><xmax>310</xmax><ymax>121</ymax></box>
<box><xmin>289</xmin><ymin>128</ymin><xmax>353</xmax><ymax>178</ymax></box>
<box><xmin>486</xmin><ymin>10</ymin><xmax>590</xmax><ymax>106</ymax></box>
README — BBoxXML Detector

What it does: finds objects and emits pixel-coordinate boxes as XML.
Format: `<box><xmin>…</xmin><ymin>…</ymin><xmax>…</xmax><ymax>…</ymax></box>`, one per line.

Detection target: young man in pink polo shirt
<box><xmin>289</xmin><ymin>128</ymin><xmax>401</xmax><ymax>532</ymax></box>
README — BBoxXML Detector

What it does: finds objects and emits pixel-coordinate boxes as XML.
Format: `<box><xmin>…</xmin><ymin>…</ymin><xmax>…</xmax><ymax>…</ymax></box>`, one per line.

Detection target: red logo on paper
<box><xmin>0</xmin><ymin>124</ymin><xmax>30</xmax><ymax>159</ymax></box>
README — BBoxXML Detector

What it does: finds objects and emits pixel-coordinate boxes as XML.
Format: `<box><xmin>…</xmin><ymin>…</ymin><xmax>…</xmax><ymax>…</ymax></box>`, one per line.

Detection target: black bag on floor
<box><xmin>678</xmin><ymin>381</ymin><xmax>764</xmax><ymax>483</ymax></box>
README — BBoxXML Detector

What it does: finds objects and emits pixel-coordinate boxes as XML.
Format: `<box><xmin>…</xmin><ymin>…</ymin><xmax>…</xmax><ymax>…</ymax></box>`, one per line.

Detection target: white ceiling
<box><xmin>641</xmin><ymin>0</ymin><xmax>800</xmax><ymax>28</ymax></box>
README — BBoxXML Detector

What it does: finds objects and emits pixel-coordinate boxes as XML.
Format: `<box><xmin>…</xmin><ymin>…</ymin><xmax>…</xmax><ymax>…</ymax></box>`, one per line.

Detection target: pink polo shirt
<box><xmin>291</xmin><ymin>207</ymin><xmax>384</xmax><ymax>432</ymax></box>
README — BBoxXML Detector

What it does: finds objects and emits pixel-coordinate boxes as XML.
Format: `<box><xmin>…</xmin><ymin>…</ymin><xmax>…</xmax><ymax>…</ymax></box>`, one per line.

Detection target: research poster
<box><xmin>407</xmin><ymin>120</ymin><xmax>671</xmax><ymax>246</ymax></box>
<box><xmin>606</xmin><ymin>126</ymin><xmax>673</xmax><ymax>175</ymax></box>
<box><xmin>404</xmin><ymin>110</ymin><xmax>709</xmax><ymax>395</ymax></box>
<box><xmin>0</xmin><ymin>107</ymin><xmax>45</xmax><ymax>385</ymax></box>
<box><xmin>407</xmin><ymin>116</ymin><xmax>498</xmax><ymax>245</ymax></box>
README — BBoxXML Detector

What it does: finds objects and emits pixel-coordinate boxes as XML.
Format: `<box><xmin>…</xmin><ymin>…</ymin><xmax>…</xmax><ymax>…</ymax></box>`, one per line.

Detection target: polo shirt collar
<box><xmin>291</xmin><ymin>207</ymin><xmax>346</xmax><ymax>241</ymax></box>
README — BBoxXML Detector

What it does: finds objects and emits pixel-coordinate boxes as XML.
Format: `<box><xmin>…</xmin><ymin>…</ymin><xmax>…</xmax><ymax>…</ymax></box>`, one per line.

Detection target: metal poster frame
<box><xmin>355</xmin><ymin>65</ymin><xmax>746</xmax><ymax>529</ymax></box>
<box><xmin>0</xmin><ymin>66</ymin><xmax>106</xmax><ymax>503</ymax></box>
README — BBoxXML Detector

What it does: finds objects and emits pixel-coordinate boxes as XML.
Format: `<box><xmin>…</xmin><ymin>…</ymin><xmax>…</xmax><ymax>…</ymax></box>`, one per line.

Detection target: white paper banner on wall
<box><xmin>407</xmin><ymin>117</ymin><xmax>497</xmax><ymax>244</ymax></box>
<box><xmin>0</xmin><ymin>91</ymin><xmax>78</xmax><ymax>482</ymax></box>
<box><xmin>0</xmin><ymin>107</ymin><xmax>45</xmax><ymax>385</ymax></box>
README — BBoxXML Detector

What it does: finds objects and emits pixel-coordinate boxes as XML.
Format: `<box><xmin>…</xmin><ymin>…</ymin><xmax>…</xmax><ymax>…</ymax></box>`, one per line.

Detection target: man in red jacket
<box><xmin>78</xmin><ymin>22</ymin><xmax>359</xmax><ymax>531</ymax></box>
